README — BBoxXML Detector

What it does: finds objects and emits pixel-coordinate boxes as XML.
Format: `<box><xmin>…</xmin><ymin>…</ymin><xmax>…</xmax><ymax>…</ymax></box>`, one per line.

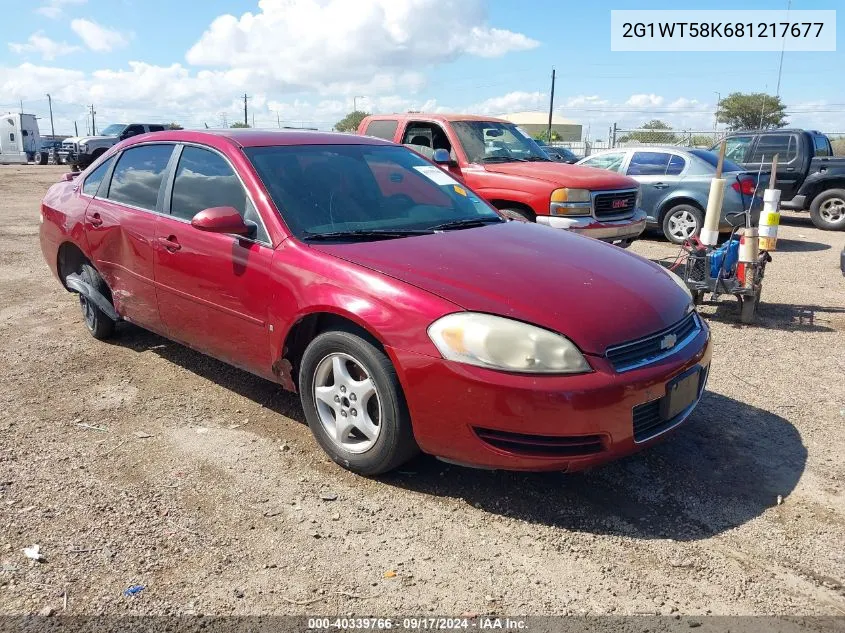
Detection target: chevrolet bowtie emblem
<box><xmin>660</xmin><ymin>333</ymin><xmax>678</xmax><ymax>350</ymax></box>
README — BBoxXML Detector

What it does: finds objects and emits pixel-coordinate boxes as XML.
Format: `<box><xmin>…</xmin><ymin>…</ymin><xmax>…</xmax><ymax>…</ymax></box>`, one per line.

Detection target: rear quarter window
<box><xmin>364</xmin><ymin>120</ymin><xmax>398</xmax><ymax>140</ymax></box>
<box><xmin>82</xmin><ymin>156</ymin><xmax>115</xmax><ymax>196</ymax></box>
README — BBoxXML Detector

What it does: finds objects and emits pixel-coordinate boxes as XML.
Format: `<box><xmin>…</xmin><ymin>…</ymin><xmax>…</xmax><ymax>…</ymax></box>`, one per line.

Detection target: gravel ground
<box><xmin>0</xmin><ymin>165</ymin><xmax>843</xmax><ymax>617</ymax></box>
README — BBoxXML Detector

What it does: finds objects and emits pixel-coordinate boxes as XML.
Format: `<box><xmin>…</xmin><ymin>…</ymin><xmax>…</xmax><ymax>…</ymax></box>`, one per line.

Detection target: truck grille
<box><xmin>593</xmin><ymin>190</ymin><xmax>637</xmax><ymax>218</ymax></box>
<box><xmin>61</xmin><ymin>141</ymin><xmax>77</xmax><ymax>152</ymax></box>
<box><xmin>605</xmin><ymin>312</ymin><xmax>701</xmax><ymax>372</ymax></box>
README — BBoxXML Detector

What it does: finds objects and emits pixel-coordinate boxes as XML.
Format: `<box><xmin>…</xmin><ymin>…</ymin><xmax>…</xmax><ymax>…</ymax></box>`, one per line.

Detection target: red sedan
<box><xmin>39</xmin><ymin>129</ymin><xmax>711</xmax><ymax>475</ymax></box>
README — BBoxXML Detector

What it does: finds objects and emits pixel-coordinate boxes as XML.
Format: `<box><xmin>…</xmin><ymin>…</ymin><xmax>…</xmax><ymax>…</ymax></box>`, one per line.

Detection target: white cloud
<box><xmin>469</xmin><ymin>91</ymin><xmax>546</xmax><ymax>115</ymax></box>
<box><xmin>625</xmin><ymin>93</ymin><xmax>664</xmax><ymax>108</ymax></box>
<box><xmin>186</xmin><ymin>0</ymin><xmax>538</xmax><ymax>93</ymax></box>
<box><xmin>9</xmin><ymin>32</ymin><xmax>80</xmax><ymax>61</ymax></box>
<box><xmin>70</xmin><ymin>19</ymin><xmax>129</xmax><ymax>53</ymax></box>
<box><xmin>36</xmin><ymin>0</ymin><xmax>87</xmax><ymax>19</ymax></box>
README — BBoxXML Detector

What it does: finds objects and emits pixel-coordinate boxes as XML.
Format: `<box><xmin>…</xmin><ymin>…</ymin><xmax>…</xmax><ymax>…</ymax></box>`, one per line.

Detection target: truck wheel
<box><xmin>662</xmin><ymin>204</ymin><xmax>704</xmax><ymax>244</ymax></box>
<box><xmin>299</xmin><ymin>330</ymin><xmax>418</xmax><ymax>475</ymax></box>
<box><xmin>500</xmin><ymin>208</ymin><xmax>534</xmax><ymax>222</ymax></box>
<box><xmin>38</xmin><ymin>152</ymin><xmax>48</xmax><ymax>165</ymax></box>
<box><xmin>809</xmin><ymin>189</ymin><xmax>845</xmax><ymax>231</ymax></box>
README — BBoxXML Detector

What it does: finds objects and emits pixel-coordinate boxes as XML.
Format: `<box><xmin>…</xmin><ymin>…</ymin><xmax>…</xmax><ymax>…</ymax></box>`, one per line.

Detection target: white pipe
<box><xmin>702</xmin><ymin>178</ymin><xmax>725</xmax><ymax>246</ymax></box>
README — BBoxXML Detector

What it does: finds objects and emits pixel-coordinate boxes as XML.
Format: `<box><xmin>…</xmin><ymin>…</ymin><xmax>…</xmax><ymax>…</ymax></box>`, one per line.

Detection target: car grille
<box><xmin>61</xmin><ymin>142</ymin><xmax>77</xmax><ymax>152</ymax></box>
<box><xmin>605</xmin><ymin>312</ymin><xmax>701</xmax><ymax>372</ymax></box>
<box><xmin>593</xmin><ymin>190</ymin><xmax>637</xmax><ymax>218</ymax></box>
<box><xmin>473</xmin><ymin>427</ymin><xmax>605</xmax><ymax>458</ymax></box>
<box><xmin>632</xmin><ymin>365</ymin><xmax>708</xmax><ymax>442</ymax></box>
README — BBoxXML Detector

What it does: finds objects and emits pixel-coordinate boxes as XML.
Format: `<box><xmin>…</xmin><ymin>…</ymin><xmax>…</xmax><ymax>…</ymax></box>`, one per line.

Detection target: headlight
<box><xmin>428</xmin><ymin>312</ymin><xmax>591</xmax><ymax>374</ymax></box>
<box><xmin>635</xmin><ymin>186</ymin><xmax>642</xmax><ymax>208</ymax></box>
<box><xmin>550</xmin><ymin>188</ymin><xmax>591</xmax><ymax>216</ymax></box>
<box><xmin>78</xmin><ymin>143</ymin><xmax>87</xmax><ymax>152</ymax></box>
<box><xmin>665</xmin><ymin>267</ymin><xmax>693</xmax><ymax>302</ymax></box>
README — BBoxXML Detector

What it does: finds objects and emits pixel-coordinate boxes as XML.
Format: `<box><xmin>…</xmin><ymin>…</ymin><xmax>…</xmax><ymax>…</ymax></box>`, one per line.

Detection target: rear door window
<box><xmin>147</xmin><ymin>125</ymin><xmax>166</xmax><ymax>133</ymax></box>
<box><xmin>82</xmin><ymin>156</ymin><xmax>115</xmax><ymax>196</ymax></box>
<box><xmin>749</xmin><ymin>134</ymin><xmax>797</xmax><ymax>163</ymax></box>
<box><xmin>627</xmin><ymin>152</ymin><xmax>672</xmax><ymax>176</ymax></box>
<box><xmin>107</xmin><ymin>144</ymin><xmax>174</xmax><ymax>211</ymax></box>
<box><xmin>364</xmin><ymin>120</ymin><xmax>398</xmax><ymax>141</ymax></box>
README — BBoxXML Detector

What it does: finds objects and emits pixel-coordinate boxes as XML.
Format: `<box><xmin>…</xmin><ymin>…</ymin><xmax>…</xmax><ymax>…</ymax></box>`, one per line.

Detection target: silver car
<box><xmin>577</xmin><ymin>147</ymin><xmax>763</xmax><ymax>244</ymax></box>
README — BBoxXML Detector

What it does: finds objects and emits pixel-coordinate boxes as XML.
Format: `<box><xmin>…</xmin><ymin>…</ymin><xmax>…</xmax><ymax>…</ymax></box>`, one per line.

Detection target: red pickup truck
<box><xmin>358</xmin><ymin>114</ymin><xmax>646</xmax><ymax>245</ymax></box>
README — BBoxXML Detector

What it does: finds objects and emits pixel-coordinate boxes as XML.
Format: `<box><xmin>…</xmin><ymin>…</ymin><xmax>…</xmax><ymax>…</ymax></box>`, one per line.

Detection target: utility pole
<box><xmin>74</xmin><ymin>121</ymin><xmax>78</xmax><ymax>136</ymax></box>
<box><xmin>276</xmin><ymin>111</ymin><xmax>281</xmax><ymax>128</ymax></box>
<box><xmin>89</xmin><ymin>104</ymin><xmax>96</xmax><ymax>136</ymax></box>
<box><xmin>546</xmin><ymin>68</ymin><xmax>556</xmax><ymax>143</ymax></box>
<box><xmin>252</xmin><ymin>113</ymin><xmax>255</xmax><ymax>128</ymax></box>
<box><xmin>20</xmin><ymin>99</ymin><xmax>24</xmax><ymax>113</ymax></box>
<box><xmin>243</xmin><ymin>93</ymin><xmax>249</xmax><ymax>127</ymax></box>
<box><xmin>713</xmin><ymin>91</ymin><xmax>720</xmax><ymax>135</ymax></box>
<box><xmin>353</xmin><ymin>95</ymin><xmax>365</xmax><ymax>112</ymax></box>
<box><xmin>46</xmin><ymin>94</ymin><xmax>55</xmax><ymax>140</ymax></box>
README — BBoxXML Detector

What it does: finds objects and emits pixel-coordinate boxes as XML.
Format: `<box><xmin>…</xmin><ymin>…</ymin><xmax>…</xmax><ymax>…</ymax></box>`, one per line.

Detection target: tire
<box><xmin>662</xmin><ymin>204</ymin><xmax>704</xmax><ymax>245</ymax></box>
<box><xmin>298</xmin><ymin>330</ymin><xmax>418</xmax><ymax>475</ymax></box>
<box><xmin>38</xmin><ymin>152</ymin><xmax>48</xmax><ymax>165</ymax></box>
<box><xmin>77</xmin><ymin>263</ymin><xmax>116</xmax><ymax>340</ymax></box>
<box><xmin>809</xmin><ymin>189</ymin><xmax>845</xmax><ymax>231</ymax></box>
<box><xmin>499</xmin><ymin>207</ymin><xmax>534</xmax><ymax>222</ymax></box>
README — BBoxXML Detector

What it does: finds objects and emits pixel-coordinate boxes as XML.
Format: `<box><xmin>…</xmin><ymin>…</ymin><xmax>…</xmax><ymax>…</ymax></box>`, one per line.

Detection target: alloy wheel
<box><xmin>668</xmin><ymin>209</ymin><xmax>699</xmax><ymax>241</ymax></box>
<box><xmin>312</xmin><ymin>352</ymin><xmax>382</xmax><ymax>454</ymax></box>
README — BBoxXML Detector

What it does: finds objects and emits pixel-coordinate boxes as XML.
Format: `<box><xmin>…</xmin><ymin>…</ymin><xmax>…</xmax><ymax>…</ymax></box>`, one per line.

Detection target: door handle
<box><xmin>158</xmin><ymin>235</ymin><xmax>181</xmax><ymax>252</ymax></box>
<box><xmin>653</xmin><ymin>182</ymin><xmax>670</xmax><ymax>189</ymax></box>
<box><xmin>89</xmin><ymin>213</ymin><xmax>103</xmax><ymax>227</ymax></box>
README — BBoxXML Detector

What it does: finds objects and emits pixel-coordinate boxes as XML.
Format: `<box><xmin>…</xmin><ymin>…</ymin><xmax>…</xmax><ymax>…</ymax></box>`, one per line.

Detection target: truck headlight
<box><xmin>78</xmin><ymin>143</ymin><xmax>87</xmax><ymax>152</ymax></box>
<box><xmin>428</xmin><ymin>312</ymin><xmax>590</xmax><ymax>374</ymax></box>
<box><xmin>635</xmin><ymin>186</ymin><xmax>642</xmax><ymax>208</ymax></box>
<box><xmin>550</xmin><ymin>188</ymin><xmax>591</xmax><ymax>216</ymax></box>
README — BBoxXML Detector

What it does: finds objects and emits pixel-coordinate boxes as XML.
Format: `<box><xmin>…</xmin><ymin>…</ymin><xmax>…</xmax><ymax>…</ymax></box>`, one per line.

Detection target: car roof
<box><xmin>365</xmin><ymin>113</ymin><xmax>511</xmax><ymax>124</ymax></box>
<box><xmin>723</xmin><ymin>128</ymin><xmax>821</xmax><ymax>135</ymax></box>
<box><xmin>126</xmin><ymin>128</ymin><xmax>394</xmax><ymax>148</ymax></box>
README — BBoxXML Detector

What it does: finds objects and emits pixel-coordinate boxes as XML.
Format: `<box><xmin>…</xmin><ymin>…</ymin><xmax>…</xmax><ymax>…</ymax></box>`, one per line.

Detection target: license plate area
<box><xmin>661</xmin><ymin>366</ymin><xmax>701</xmax><ymax>420</ymax></box>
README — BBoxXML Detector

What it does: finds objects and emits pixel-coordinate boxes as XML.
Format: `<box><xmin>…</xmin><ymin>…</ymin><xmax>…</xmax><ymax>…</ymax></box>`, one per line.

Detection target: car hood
<box><xmin>482</xmin><ymin>162</ymin><xmax>638</xmax><ymax>191</ymax></box>
<box><xmin>63</xmin><ymin>135</ymin><xmax>115</xmax><ymax>144</ymax></box>
<box><xmin>310</xmin><ymin>222</ymin><xmax>691</xmax><ymax>355</ymax></box>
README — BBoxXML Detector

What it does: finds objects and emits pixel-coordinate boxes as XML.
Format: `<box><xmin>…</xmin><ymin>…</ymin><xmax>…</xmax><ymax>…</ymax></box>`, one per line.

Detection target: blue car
<box><xmin>578</xmin><ymin>147</ymin><xmax>763</xmax><ymax>244</ymax></box>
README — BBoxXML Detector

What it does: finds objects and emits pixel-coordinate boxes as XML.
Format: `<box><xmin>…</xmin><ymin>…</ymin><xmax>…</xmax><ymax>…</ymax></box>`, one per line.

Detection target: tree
<box><xmin>532</xmin><ymin>130</ymin><xmax>561</xmax><ymax>142</ymax></box>
<box><xmin>167</xmin><ymin>122</ymin><xmax>183</xmax><ymax>130</ymax></box>
<box><xmin>334</xmin><ymin>110</ymin><xmax>370</xmax><ymax>133</ymax></box>
<box><xmin>230</xmin><ymin>122</ymin><xmax>250</xmax><ymax>128</ymax></box>
<box><xmin>716</xmin><ymin>92</ymin><xmax>787</xmax><ymax>130</ymax></box>
<box><xmin>619</xmin><ymin>120</ymin><xmax>677</xmax><ymax>144</ymax></box>
<box><xmin>690</xmin><ymin>134</ymin><xmax>716</xmax><ymax>147</ymax></box>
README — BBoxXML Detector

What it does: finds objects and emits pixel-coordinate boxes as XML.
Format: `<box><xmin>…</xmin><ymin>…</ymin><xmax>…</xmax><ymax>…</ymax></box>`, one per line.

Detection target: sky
<box><xmin>1</xmin><ymin>0</ymin><xmax>842</xmax><ymax>138</ymax></box>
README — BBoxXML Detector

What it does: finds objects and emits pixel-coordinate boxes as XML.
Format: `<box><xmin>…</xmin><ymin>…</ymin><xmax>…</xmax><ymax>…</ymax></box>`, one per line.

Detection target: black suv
<box><xmin>712</xmin><ymin>129</ymin><xmax>845</xmax><ymax>230</ymax></box>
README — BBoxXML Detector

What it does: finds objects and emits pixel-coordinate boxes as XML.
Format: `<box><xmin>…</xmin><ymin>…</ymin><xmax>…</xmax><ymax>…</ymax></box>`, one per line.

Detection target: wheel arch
<box><xmin>806</xmin><ymin>179</ymin><xmax>845</xmax><ymax>207</ymax></box>
<box><xmin>277</xmin><ymin>309</ymin><xmax>388</xmax><ymax>392</ymax></box>
<box><xmin>489</xmin><ymin>199</ymin><xmax>536</xmax><ymax>219</ymax></box>
<box><xmin>56</xmin><ymin>241</ymin><xmax>89</xmax><ymax>290</ymax></box>
<box><xmin>657</xmin><ymin>196</ymin><xmax>705</xmax><ymax>224</ymax></box>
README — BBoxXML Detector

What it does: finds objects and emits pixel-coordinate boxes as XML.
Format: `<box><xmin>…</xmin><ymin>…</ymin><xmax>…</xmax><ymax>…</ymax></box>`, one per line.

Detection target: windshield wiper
<box><xmin>524</xmin><ymin>156</ymin><xmax>553</xmax><ymax>162</ymax></box>
<box><xmin>481</xmin><ymin>156</ymin><xmax>528</xmax><ymax>163</ymax></box>
<box><xmin>430</xmin><ymin>217</ymin><xmax>504</xmax><ymax>231</ymax></box>
<box><xmin>302</xmin><ymin>229</ymin><xmax>434</xmax><ymax>242</ymax></box>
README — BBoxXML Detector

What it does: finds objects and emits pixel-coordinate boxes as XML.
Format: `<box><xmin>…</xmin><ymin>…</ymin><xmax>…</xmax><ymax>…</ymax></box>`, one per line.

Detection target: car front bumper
<box><xmin>58</xmin><ymin>150</ymin><xmax>91</xmax><ymax>165</ymax></box>
<box><xmin>390</xmin><ymin>318</ymin><xmax>712</xmax><ymax>472</ymax></box>
<box><xmin>536</xmin><ymin>209</ymin><xmax>647</xmax><ymax>243</ymax></box>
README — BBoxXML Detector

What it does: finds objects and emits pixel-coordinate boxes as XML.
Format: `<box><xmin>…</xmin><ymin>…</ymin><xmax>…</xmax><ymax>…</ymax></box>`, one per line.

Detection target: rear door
<box><xmin>154</xmin><ymin>144</ymin><xmax>276</xmax><ymax>378</ymax></box>
<box><xmin>84</xmin><ymin>143</ymin><xmax>175</xmax><ymax>331</ymax></box>
<box><xmin>746</xmin><ymin>133</ymin><xmax>802</xmax><ymax>199</ymax></box>
<box><xmin>626</xmin><ymin>151</ymin><xmax>687</xmax><ymax>220</ymax></box>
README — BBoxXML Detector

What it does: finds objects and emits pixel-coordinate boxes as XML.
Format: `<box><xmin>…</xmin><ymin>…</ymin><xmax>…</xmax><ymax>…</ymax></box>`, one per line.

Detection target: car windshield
<box><xmin>99</xmin><ymin>124</ymin><xmax>127</xmax><ymax>137</ymax></box>
<box><xmin>245</xmin><ymin>144</ymin><xmax>503</xmax><ymax>240</ymax></box>
<box><xmin>688</xmin><ymin>149</ymin><xmax>744</xmax><ymax>172</ymax></box>
<box><xmin>451</xmin><ymin>121</ymin><xmax>551</xmax><ymax>164</ymax></box>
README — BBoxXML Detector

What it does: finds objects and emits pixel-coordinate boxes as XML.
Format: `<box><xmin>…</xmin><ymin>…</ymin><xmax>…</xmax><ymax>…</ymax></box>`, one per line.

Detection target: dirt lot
<box><xmin>1</xmin><ymin>165</ymin><xmax>844</xmax><ymax>617</ymax></box>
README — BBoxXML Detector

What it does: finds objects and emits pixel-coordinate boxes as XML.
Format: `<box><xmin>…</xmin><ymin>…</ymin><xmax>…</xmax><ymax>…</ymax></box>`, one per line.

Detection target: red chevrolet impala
<box><xmin>40</xmin><ymin>130</ymin><xmax>711</xmax><ymax>475</ymax></box>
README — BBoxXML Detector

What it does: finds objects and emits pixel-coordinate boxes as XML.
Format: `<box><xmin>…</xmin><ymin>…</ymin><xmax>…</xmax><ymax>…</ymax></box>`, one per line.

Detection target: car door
<box><xmin>84</xmin><ymin>143</ymin><xmax>175</xmax><ymax>331</ymax></box>
<box><xmin>746</xmin><ymin>133</ymin><xmax>801</xmax><ymax>200</ymax></box>
<box><xmin>154</xmin><ymin>144</ymin><xmax>276</xmax><ymax>379</ymax></box>
<box><xmin>625</xmin><ymin>151</ymin><xmax>685</xmax><ymax>220</ymax></box>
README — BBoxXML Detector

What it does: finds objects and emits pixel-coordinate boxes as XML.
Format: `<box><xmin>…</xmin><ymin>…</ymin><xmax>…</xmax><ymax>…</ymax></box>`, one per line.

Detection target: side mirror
<box><xmin>432</xmin><ymin>148</ymin><xmax>452</xmax><ymax>165</ymax></box>
<box><xmin>62</xmin><ymin>172</ymin><xmax>79</xmax><ymax>181</ymax></box>
<box><xmin>191</xmin><ymin>206</ymin><xmax>253</xmax><ymax>236</ymax></box>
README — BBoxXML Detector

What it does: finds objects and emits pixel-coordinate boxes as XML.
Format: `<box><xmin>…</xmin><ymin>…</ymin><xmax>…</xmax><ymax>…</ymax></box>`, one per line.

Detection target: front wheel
<box><xmin>298</xmin><ymin>331</ymin><xmax>418</xmax><ymax>475</ymax></box>
<box><xmin>662</xmin><ymin>204</ymin><xmax>704</xmax><ymax>245</ymax></box>
<box><xmin>809</xmin><ymin>189</ymin><xmax>845</xmax><ymax>231</ymax></box>
<box><xmin>499</xmin><ymin>208</ymin><xmax>534</xmax><ymax>222</ymax></box>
